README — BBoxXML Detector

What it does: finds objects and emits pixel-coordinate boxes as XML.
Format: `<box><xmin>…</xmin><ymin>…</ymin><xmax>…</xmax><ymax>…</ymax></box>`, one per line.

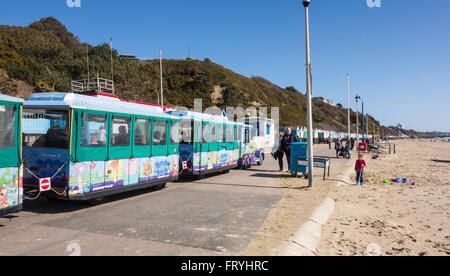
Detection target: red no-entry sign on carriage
<box><xmin>39</xmin><ymin>178</ymin><xmax>51</xmax><ymax>192</ymax></box>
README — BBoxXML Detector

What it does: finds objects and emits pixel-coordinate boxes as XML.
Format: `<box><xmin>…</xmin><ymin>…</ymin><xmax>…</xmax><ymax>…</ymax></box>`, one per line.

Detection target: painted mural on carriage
<box><xmin>0</xmin><ymin>94</ymin><xmax>24</xmax><ymax>216</ymax></box>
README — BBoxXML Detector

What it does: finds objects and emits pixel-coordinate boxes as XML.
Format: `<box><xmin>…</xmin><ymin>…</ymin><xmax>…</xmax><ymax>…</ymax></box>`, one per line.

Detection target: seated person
<box><xmin>153</xmin><ymin>131</ymin><xmax>162</xmax><ymax>145</ymax></box>
<box><xmin>90</xmin><ymin>133</ymin><xmax>100</xmax><ymax>146</ymax></box>
<box><xmin>368</xmin><ymin>143</ymin><xmax>379</xmax><ymax>153</ymax></box>
<box><xmin>97</xmin><ymin>126</ymin><xmax>106</xmax><ymax>145</ymax></box>
<box><xmin>180</xmin><ymin>130</ymin><xmax>191</xmax><ymax>144</ymax></box>
<box><xmin>134</xmin><ymin>127</ymin><xmax>146</xmax><ymax>145</ymax></box>
<box><xmin>45</xmin><ymin>125</ymin><xmax>69</xmax><ymax>149</ymax></box>
<box><xmin>32</xmin><ymin>134</ymin><xmax>47</xmax><ymax>148</ymax></box>
<box><xmin>114</xmin><ymin>126</ymin><xmax>129</xmax><ymax>146</ymax></box>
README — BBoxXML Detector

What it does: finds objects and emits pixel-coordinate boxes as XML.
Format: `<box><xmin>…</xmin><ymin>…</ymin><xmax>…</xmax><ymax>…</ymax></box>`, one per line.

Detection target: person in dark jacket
<box><xmin>278</xmin><ymin>128</ymin><xmax>299</xmax><ymax>171</ymax></box>
<box><xmin>334</xmin><ymin>139</ymin><xmax>341</xmax><ymax>156</ymax></box>
<box><xmin>45</xmin><ymin>126</ymin><xmax>69</xmax><ymax>149</ymax></box>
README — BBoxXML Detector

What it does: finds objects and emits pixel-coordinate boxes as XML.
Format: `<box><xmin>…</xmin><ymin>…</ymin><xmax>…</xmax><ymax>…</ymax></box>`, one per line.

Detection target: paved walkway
<box><xmin>0</xmin><ymin>158</ymin><xmax>283</xmax><ymax>256</ymax></box>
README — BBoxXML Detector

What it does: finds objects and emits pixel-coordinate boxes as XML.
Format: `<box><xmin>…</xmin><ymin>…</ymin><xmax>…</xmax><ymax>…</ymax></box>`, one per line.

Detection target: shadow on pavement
<box><xmin>192</xmin><ymin>181</ymin><xmax>311</xmax><ymax>190</ymax></box>
<box><xmin>249</xmin><ymin>173</ymin><xmax>293</xmax><ymax>178</ymax></box>
<box><xmin>245</xmin><ymin>168</ymin><xmax>282</xmax><ymax>173</ymax></box>
<box><xmin>22</xmin><ymin>186</ymin><xmax>164</xmax><ymax>215</ymax></box>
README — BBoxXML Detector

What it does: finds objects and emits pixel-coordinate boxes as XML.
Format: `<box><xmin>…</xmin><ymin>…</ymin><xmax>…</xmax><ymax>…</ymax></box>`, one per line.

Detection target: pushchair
<box><xmin>336</xmin><ymin>146</ymin><xmax>351</xmax><ymax>159</ymax></box>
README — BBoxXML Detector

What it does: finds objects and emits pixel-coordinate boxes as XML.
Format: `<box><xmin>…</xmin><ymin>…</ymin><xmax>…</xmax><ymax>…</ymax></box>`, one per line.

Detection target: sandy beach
<box><xmin>241</xmin><ymin>145</ymin><xmax>353</xmax><ymax>255</ymax></box>
<box><xmin>319</xmin><ymin>139</ymin><xmax>450</xmax><ymax>256</ymax></box>
<box><xmin>242</xmin><ymin>140</ymin><xmax>450</xmax><ymax>256</ymax></box>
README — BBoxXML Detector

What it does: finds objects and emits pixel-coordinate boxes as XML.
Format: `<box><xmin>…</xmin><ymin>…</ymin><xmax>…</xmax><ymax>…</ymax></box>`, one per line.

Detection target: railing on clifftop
<box><xmin>71</xmin><ymin>76</ymin><xmax>114</xmax><ymax>95</ymax></box>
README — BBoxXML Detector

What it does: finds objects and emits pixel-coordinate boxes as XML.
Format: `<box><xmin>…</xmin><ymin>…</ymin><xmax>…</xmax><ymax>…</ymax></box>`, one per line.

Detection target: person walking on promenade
<box><xmin>273</xmin><ymin>131</ymin><xmax>284</xmax><ymax>171</ymax></box>
<box><xmin>345</xmin><ymin>136</ymin><xmax>352</xmax><ymax>158</ymax></box>
<box><xmin>278</xmin><ymin>128</ymin><xmax>298</xmax><ymax>172</ymax></box>
<box><xmin>335</xmin><ymin>138</ymin><xmax>341</xmax><ymax>156</ymax></box>
<box><xmin>355</xmin><ymin>154</ymin><xmax>367</xmax><ymax>186</ymax></box>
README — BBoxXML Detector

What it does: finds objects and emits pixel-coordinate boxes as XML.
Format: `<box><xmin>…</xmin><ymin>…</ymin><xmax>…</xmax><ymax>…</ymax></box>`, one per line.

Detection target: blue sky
<box><xmin>1</xmin><ymin>0</ymin><xmax>449</xmax><ymax>132</ymax></box>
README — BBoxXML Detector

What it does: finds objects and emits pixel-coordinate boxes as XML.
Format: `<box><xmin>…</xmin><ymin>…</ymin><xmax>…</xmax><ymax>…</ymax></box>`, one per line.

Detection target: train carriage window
<box><xmin>111</xmin><ymin>116</ymin><xmax>130</xmax><ymax>147</ymax></box>
<box><xmin>222</xmin><ymin>125</ymin><xmax>227</xmax><ymax>143</ymax></box>
<box><xmin>210</xmin><ymin>124</ymin><xmax>218</xmax><ymax>143</ymax></box>
<box><xmin>236</xmin><ymin>126</ymin><xmax>242</xmax><ymax>142</ymax></box>
<box><xmin>196</xmin><ymin>123</ymin><xmax>203</xmax><ymax>143</ymax></box>
<box><xmin>135</xmin><ymin>118</ymin><xmax>150</xmax><ymax>146</ymax></box>
<box><xmin>170</xmin><ymin>121</ymin><xmax>180</xmax><ymax>145</ymax></box>
<box><xmin>244</xmin><ymin>128</ymin><xmax>250</xmax><ymax>143</ymax></box>
<box><xmin>226</xmin><ymin>125</ymin><xmax>234</xmax><ymax>142</ymax></box>
<box><xmin>23</xmin><ymin>109</ymin><xmax>69</xmax><ymax>149</ymax></box>
<box><xmin>153</xmin><ymin>120</ymin><xmax>167</xmax><ymax>145</ymax></box>
<box><xmin>250</xmin><ymin>122</ymin><xmax>258</xmax><ymax>137</ymax></box>
<box><xmin>218</xmin><ymin>124</ymin><xmax>224</xmax><ymax>143</ymax></box>
<box><xmin>201</xmin><ymin>124</ymin><xmax>210</xmax><ymax>144</ymax></box>
<box><xmin>80</xmin><ymin>113</ymin><xmax>107</xmax><ymax>148</ymax></box>
<box><xmin>180</xmin><ymin>121</ymin><xmax>193</xmax><ymax>145</ymax></box>
<box><xmin>0</xmin><ymin>105</ymin><xmax>16</xmax><ymax>149</ymax></box>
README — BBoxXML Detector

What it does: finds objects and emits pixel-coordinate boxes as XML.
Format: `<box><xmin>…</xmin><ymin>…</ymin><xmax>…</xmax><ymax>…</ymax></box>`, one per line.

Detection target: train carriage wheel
<box><xmin>87</xmin><ymin>196</ymin><xmax>107</xmax><ymax>206</ymax></box>
<box><xmin>153</xmin><ymin>183</ymin><xmax>166</xmax><ymax>190</ymax></box>
<box><xmin>257</xmin><ymin>157</ymin><xmax>264</xmax><ymax>166</ymax></box>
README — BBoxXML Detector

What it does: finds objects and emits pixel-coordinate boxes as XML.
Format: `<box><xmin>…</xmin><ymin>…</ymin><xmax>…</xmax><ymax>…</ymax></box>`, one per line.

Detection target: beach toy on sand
<box><xmin>402</xmin><ymin>178</ymin><xmax>408</xmax><ymax>183</ymax></box>
<box><xmin>383</xmin><ymin>180</ymin><xmax>389</xmax><ymax>184</ymax></box>
<box><xmin>411</xmin><ymin>181</ymin><xmax>416</xmax><ymax>186</ymax></box>
<box><xmin>395</xmin><ymin>178</ymin><xmax>401</xmax><ymax>183</ymax></box>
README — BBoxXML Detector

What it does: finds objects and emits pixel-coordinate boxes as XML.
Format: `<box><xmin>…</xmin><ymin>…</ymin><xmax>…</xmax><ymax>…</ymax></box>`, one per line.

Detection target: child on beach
<box><xmin>355</xmin><ymin>154</ymin><xmax>367</xmax><ymax>186</ymax></box>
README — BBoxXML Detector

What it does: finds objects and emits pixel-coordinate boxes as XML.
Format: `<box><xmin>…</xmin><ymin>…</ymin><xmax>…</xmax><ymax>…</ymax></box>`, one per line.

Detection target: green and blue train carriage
<box><xmin>0</xmin><ymin>94</ymin><xmax>24</xmax><ymax>216</ymax></box>
<box><xmin>22</xmin><ymin>93</ymin><xmax>181</xmax><ymax>201</ymax></box>
<box><xmin>166</xmin><ymin>110</ymin><xmax>240</xmax><ymax>175</ymax></box>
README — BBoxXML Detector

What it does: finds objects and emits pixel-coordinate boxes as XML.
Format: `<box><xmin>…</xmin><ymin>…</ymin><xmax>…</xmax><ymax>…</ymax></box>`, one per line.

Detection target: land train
<box><xmin>166</xmin><ymin>110</ymin><xmax>265</xmax><ymax>175</ymax></box>
<box><xmin>238</xmin><ymin>122</ymin><xmax>265</xmax><ymax>168</ymax></box>
<box><xmin>21</xmin><ymin>92</ymin><xmax>181</xmax><ymax>203</ymax></box>
<box><xmin>0</xmin><ymin>94</ymin><xmax>24</xmax><ymax>216</ymax></box>
<box><xmin>7</xmin><ymin>89</ymin><xmax>264</xmax><ymax>205</ymax></box>
<box><xmin>166</xmin><ymin>110</ymin><xmax>240</xmax><ymax>176</ymax></box>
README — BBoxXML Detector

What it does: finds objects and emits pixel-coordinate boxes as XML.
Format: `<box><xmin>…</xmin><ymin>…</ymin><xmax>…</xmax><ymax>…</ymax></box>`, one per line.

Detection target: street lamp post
<box><xmin>160</xmin><ymin>49</ymin><xmax>164</xmax><ymax>109</ymax></box>
<box><xmin>347</xmin><ymin>74</ymin><xmax>351</xmax><ymax>139</ymax></box>
<box><xmin>362</xmin><ymin>101</ymin><xmax>365</xmax><ymax>142</ymax></box>
<box><xmin>302</xmin><ymin>0</ymin><xmax>314</xmax><ymax>188</ymax></box>
<box><xmin>355</xmin><ymin>95</ymin><xmax>361</xmax><ymax>149</ymax></box>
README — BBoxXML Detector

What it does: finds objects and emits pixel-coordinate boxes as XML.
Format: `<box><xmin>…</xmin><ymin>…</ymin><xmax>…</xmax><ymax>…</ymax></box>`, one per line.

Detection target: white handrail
<box><xmin>71</xmin><ymin>77</ymin><xmax>115</xmax><ymax>94</ymax></box>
